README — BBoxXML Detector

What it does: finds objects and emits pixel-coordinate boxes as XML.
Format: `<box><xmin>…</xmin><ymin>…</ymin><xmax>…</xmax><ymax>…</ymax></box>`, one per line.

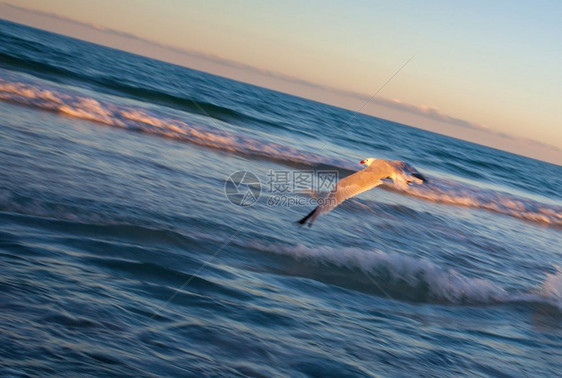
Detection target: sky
<box><xmin>1</xmin><ymin>0</ymin><xmax>562</xmax><ymax>164</ymax></box>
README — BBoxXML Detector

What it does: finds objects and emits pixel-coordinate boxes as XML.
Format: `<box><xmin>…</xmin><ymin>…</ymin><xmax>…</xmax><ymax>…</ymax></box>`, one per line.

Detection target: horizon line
<box><xmin>1</xmin><ymin>4</ymin><xmax>561</xmax><ymax>162</ymax></box>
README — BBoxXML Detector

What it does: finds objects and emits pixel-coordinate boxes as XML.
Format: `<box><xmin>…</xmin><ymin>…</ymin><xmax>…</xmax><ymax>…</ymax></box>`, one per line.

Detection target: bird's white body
<box><xmin>298</xmin><ymin>158</ymin><xmax>426</xmax><ymax>227</ymax></box>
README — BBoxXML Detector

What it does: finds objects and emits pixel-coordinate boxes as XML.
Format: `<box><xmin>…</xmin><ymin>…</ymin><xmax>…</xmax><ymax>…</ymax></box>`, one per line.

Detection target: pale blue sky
<box><xmin>2</xmin><ymin>0</ymin><xmax>561</xmax><ymax>163</ymax></box>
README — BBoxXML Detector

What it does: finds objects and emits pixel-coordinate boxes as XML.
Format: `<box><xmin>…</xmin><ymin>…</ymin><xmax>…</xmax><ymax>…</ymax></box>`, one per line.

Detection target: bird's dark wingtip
<box><xmin>413</xmin><ymin>172</ymin><xmax>428</xmax><ymax>183</ymax></box>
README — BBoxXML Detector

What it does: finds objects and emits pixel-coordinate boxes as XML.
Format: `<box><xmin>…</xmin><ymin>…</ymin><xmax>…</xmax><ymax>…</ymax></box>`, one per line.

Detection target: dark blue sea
<box><xmin>1</xmin><ymin>19</ymin><xmax>561</xmax><ymax>377</ymax></box>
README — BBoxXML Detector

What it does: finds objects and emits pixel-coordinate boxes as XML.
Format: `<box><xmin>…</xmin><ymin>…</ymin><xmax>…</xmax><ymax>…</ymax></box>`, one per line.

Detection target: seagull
<box><xmin>298</xmin><ymin>158</ymin><xmax>427</xmax><ymax>227</ymax></box>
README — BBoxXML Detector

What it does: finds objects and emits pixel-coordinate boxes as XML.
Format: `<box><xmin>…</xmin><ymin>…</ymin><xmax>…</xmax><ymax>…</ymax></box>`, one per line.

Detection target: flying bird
<box><xmin>298</xmin><ymin>158</ymin><xmax>427</xmax><ymax>227</ymax></box>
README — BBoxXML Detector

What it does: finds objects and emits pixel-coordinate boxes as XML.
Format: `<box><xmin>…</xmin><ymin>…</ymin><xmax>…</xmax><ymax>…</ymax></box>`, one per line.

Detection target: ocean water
<box><xmin>0</xmin><ymin>19</ymin><xmax>561</xmax><ymax>376</ymax></box>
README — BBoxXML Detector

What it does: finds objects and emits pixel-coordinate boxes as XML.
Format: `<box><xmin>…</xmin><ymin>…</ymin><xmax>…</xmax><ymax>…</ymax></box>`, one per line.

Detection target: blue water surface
<box><xmin>1</xmin><ymin>19</ymin><xmax>561</xmax><ymax>376</ymax></box>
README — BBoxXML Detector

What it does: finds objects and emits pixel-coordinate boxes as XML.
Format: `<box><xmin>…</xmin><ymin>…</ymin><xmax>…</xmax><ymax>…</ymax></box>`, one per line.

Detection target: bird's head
<box><xmin>360</xmin><ymin>158</ymin><xmax>376</xmax><ymax>167</ymax></box>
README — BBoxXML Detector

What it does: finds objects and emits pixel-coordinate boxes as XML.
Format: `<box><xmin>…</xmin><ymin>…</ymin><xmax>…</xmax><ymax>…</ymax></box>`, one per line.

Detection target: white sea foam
<box><xmin>246</xmin><ymin>241</ymin><xmax>562</xmax><ymax>309</ymax></box>
<box><xmin>398</xmin><ymin>178</ymin><xmax>562</xmax><ymax>226</ymax></box>
<box><xmin>540</xmin><ymin>267</ymin><xmax>562</xmax><ymax>309</ymax></box>
<box><xmin>0</xmin><ymin>77</ymin><xmax>350</xmax><ymax>170</ymax></box>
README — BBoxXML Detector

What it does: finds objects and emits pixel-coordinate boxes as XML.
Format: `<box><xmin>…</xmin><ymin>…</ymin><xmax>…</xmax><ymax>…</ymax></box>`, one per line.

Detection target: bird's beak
<box><xmin>360</xmin><ymin>160</ymin><xmax>366</xmax><ymax>165</ymax></box>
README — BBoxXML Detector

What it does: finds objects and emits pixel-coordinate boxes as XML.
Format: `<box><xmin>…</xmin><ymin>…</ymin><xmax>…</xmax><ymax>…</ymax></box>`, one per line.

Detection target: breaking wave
<box><xmin>0</xmin><ymin>75</ymin><xmax>351</xmax><ymax>170</ymax></box>
<box><xmin>393</xmin><ymin>178</ymin><xmax>562</xmax><ymax>227</ymax></box>
<box><xmin>247</xmin><ymin>241</ymin><xmax>562</xmax><ymax>310</ymax></box>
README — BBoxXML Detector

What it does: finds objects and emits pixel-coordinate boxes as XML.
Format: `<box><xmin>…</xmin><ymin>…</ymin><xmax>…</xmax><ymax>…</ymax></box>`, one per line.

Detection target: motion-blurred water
<box><xmin>1</xmin><ymin>20</ymin><xmax>561</xmax><ymax>376</ymax></box>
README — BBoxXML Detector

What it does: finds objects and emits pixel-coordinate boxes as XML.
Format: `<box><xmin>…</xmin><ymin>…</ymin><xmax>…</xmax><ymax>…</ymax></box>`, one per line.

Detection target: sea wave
<box><xmin>246</xmin><ymin>241</ymin><xmax>562</xmax><ymax>310</ymax></box>
<box><xmin>0</xmin><ymin>49</ymin><xmax>281</xmax><ymax>128</ymax></box>
<box><xmin>0</xmin><ymin>74</ymin><xmax>351</xmax><ymax>168</ymax></box>
<box><xmin>394</xmin><ymin>178</ymin><xmax>562</xmax><ymax>227</ymax></box>
<box><xmin>1</xmin><ymin>74</ymin><xmax>561</xmax><ymax>227</ymax></box>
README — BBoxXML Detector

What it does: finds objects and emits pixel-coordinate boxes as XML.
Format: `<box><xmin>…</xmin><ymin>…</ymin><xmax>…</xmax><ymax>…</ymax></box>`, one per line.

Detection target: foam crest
<box><xmin>250</xmin><ymin>241</ymin><xmax>508</xmax><ymax>304</ymax></box>
<box><xmin>540</xmin><ymin>267</ymin><xmax>562</xmax><ymax>309</ymax></box>
<box><xmin>247</xmin><ymin>241</ymin><xmax>561</xmax><ymax>310</ymax></box>
<box><xmin>0</xmin><ymin>77</ymin><xmax>350</xmax><ymax>170</ymax></box>
<box><xmin>405</xmin><ymin>178</ymin><xmax>562</xmax><ymax>227</ymax></box>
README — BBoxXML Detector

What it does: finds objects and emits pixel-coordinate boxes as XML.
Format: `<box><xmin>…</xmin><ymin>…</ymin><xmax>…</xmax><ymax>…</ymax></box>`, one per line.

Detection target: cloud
<box><xmin>383</xmin><ymin>98</ymin><xmax>489</xmax><ymax>131</ymax></box>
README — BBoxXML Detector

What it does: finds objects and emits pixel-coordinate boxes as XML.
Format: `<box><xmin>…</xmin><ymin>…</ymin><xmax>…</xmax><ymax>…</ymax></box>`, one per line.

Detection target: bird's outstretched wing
<box><xmin>298</xmin><ymin>168</ymin><xmax>386</xmax><ymax>226</ymax></box>
<box><xmin>321</xmin><ymin>169</ymin><xmax>385</xmax><ymax>214</ymax></box>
